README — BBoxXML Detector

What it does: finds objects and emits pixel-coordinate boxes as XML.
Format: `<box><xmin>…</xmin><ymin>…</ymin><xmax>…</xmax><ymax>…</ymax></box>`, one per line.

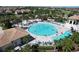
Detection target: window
<box><xmin>70</xmin><ymin>21</ymin><xmax>72</xmax><ymax>24</ymax></box>
<box><xmin>76</xmin><ymin>21</ymin><xmax>78</xmax><ymax>25</ymax></box>
<box><xmin>73</xmin><ymin>21</ymin><xmax>75</xmax><ymax>24</ymax></box>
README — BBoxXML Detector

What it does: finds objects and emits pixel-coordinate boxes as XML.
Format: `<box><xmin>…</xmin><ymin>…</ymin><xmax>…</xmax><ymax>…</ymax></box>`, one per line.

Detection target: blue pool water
<box><xmin>28</xmin><ymin>22</ymin><xmax>58</xmax><ymax>36</ymax></box>
<box><xmin>53</xmin><ymin>31</ymin><xmax>72</xmax><ymax>40</ymax></box>
<box><xmin>28</xmin><ymin>22</ymin><xmax>72</xmax><ymax>41</ymax></box>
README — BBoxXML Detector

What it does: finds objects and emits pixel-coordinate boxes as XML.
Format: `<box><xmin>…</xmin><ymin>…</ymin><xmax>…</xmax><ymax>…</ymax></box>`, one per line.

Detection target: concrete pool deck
<box><xmin>26</xmin><ymin>22</ymin><xmax>71</xmax><ymax>45</ymax></box>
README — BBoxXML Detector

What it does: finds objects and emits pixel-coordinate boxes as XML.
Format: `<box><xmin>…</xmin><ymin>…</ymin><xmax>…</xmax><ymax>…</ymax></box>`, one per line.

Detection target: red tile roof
<box><xmin>69</xmin><ymin>15</ymin><xmax>79</xmax><ymax>20</ymax></box>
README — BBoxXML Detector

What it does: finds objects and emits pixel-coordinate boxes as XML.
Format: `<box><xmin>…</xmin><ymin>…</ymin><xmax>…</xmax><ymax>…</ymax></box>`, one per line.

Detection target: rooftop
<box><xmin>0</xmin><ymin>27</ymin><xmax>28</xmax><ymax>47</ymax></box>
<box><xmin>69</xmin><ymin>15</ymin><xmax>79</xmax><ymax>20</ymax></box>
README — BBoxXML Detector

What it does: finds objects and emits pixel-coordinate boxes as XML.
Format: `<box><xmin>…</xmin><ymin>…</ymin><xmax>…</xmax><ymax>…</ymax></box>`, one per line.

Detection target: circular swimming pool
<box><xmin>28</xmin><ymin>22</ymin><xmax>58</xmax><ymax>36</ymax></box>
<box><xmin>28</xmin><ymin>22</ymin><xmax>72</xmax><ymax>45</ymax></box>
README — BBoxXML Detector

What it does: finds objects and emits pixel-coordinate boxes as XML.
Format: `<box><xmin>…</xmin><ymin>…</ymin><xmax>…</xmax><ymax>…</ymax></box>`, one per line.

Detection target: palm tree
<box><xmin>62</xmin><ymin>39</ymin><xmax>74</xmax><ymax>52</ymax></box>
<box><xmin>70</xmin><ymin>32</ymin><xmax>79</xmax><ymax>43</ymax></box>
<box><xmin>31</xmin><ymin>44</ymin><xmax>39</xmax><ymax>52</ymax></box>
<box><xmin>54</xmin><ymin>40</ymin><xmax>63</xmax><ymax>51</ymax></box>
<box><xmin>21</xmin><ymin>44</ymin><xmax>31</xmax><ymax>52</ymax></box>
<box><xmin>55</xmin><ymin>38</ymin><xmax>74</xmax><ymax>52</ymax></box>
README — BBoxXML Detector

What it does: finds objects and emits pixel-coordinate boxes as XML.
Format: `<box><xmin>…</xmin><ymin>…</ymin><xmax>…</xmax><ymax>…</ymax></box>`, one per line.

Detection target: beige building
<box><xmin>0</xmin><ymin>27</ymin><xmax>28</xmax><ymax>51</ymax></box>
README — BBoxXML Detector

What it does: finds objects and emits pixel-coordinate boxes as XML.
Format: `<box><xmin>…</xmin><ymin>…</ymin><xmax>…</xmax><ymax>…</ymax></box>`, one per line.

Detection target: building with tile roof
<box><xmin>65</xmin><ymin>15</ymin><xmax>79</xmax><ymax>31</ymax></box>
<box><xmin>69</xmin><ymin>15</ymin><xmax>79</xmax><ymax>20</ymax></box>
<box><xmin>0</xmin><ymin>27</ymin><xmax>28</xmax><ymax>48</ymax></box>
